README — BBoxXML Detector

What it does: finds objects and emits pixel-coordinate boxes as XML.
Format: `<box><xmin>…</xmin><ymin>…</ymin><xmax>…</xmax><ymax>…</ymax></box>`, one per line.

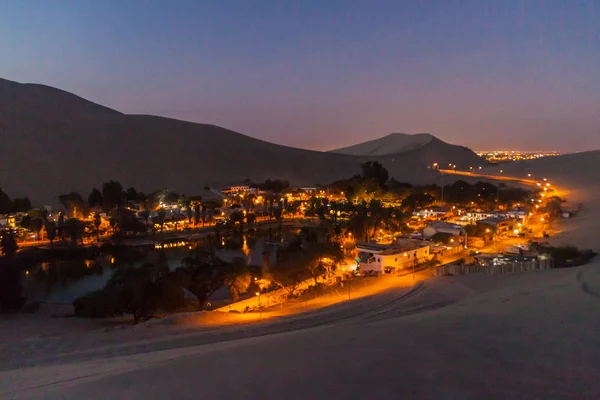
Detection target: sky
<box><xmin>1</xmin><ymin>0</ymin><xmax>599</xmax><ymax>152</ymax></box>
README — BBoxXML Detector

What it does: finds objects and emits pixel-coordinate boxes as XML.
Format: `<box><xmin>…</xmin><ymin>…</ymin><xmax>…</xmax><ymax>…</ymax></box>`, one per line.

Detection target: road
<box><xmin>438</xmin><ymin>169</ymin><xmax>541</xmax><ymax>186</ymax></box>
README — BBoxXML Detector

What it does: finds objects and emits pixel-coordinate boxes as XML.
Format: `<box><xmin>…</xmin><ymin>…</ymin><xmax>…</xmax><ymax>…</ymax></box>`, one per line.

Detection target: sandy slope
<box><xmin>329</xmin><ymin>132</ymin><xmax>434</xmax><ymax>155</ymax></box>
<box><xmin>2</xmin><ymin>263</ymin><xmax>600</xmax><ymax>399</ymax></box>
<box><xmin>483</xmin><ymin>150</ymin><xmax>600</xmax><ymax>252</ymax></box>
<box><xmin>1</xmin><ymin>151</ymin><xmax>600</xmax><ymax>398</ymax></box>
<box><xmin>0</xmin><ymin>79</ymin><xmax>481</xmax><ymax>205</ymax></box>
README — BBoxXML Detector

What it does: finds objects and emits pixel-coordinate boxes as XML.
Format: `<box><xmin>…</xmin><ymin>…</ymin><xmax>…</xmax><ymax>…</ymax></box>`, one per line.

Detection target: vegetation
<box><xmin>0</xmin><ymin>187</ymin><xmax>32</xmax><ymax>214</ymax></box>
<box><xmin>72</xmin><ymin>243</ymin><xmax>257</xmax><ymax>322</ymax></box>
<box><xmin>532</xmin><ymin>244</ymin><xmax>597</xmax><ymax>268</ymax></box>
<box><xmin>430</xmin><ymin>232</ymin><xmax>452</xmax><ymax>245</ymax></box>
<box><xmin>0</xmin><ymin>229</ymin><xmax>24</xmax><ymax>311</ymax></box>
<box><xmin>269</xmin><ymin>228</ymin><xmax>345</xmax><ymax>294</ymax></box>
<box><xmin>0</xmin><ymin>229</ymin><xmax>18</xmax><ymax>256</ymax></box>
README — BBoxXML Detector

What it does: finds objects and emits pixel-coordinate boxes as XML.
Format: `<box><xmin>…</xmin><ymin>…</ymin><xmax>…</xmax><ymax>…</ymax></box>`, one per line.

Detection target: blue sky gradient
<box><xmin>1</xmin><ymin>0</ymin><xmax>599</xmax><ymax>151</ymax></box>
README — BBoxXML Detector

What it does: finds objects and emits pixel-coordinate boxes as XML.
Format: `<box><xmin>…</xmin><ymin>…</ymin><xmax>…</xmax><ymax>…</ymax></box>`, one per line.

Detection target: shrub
<box><xmin>73</xmin><ymin>288</ymin><xmax>123</xmax><ymax>318</ymax></box>
<box><xmin>542</xmin><ymin>245</ymin><xmax>597</xmax><ymax>268</ymax></box>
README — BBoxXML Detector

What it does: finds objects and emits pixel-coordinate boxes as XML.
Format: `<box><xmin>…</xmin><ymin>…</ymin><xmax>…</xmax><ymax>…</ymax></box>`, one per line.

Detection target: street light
<box><xmin>256</xmin><ymin>292</ymin><xmax>262</xmax><ymax>318</ymax></box>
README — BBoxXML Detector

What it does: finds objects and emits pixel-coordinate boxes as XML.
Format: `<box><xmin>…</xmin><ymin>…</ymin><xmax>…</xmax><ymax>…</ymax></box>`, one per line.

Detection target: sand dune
<box><xmin>330</xmin><ymin>132</ymin><xmax>435</xmax><ymax>155</ymax></box>
<box><xmin>2</xmin><ymin>264</ymin><xmax>599</xmax><ymax>399</ymax></box>
<box><xmin>483</xmin><ymin>150</ymin><xmax>600</xmax><ymax>251</ymax></box>
<box><xmin>0</xmin><ymin>78</ymin><xmax>481</xmax><ymax>205</ymax></box>
<box><xmin>2</xmin><ymin>79</ymin><xmax>600</xmax><ymax>398</ymax></box>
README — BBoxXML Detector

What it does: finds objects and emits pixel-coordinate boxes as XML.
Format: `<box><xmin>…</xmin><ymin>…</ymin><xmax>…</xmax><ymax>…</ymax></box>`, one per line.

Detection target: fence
<box><xmin>214</xmin><ymin>277</ymin><xmax>322</xmax><ymax>313</ymax></box>
<box><xmin>435</xmin><ymin>259</ymin><xmax>554</xmax><ymax>277</ymax></box>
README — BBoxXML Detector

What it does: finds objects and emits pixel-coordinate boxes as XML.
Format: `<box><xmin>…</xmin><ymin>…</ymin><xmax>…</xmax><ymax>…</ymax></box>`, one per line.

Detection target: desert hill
<box><xmin>482</xmin><ymin>150</ymin><xmax>600</xmax><ymax>251</ymax></box>
<box><xmin>330</xmin><ymin>132</ymin><xmax>480</xmax><ymax>164</ymax></box>
<box><xmin>0</xmin><ymin>78</ymin><xmax>483</xmax><ymax>205</ymax></box>
<box><xmin>330</xmin><ymin>132</ymin><xmax>434</xmax><ymax>155</ymax></box>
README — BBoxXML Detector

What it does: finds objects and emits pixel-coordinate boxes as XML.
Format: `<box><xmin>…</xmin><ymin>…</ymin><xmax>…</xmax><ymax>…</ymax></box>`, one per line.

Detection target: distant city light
<box><xmin>476</xmin><ymin>150</ymin><xmax>560</xmax><ymax>163</ymax></box>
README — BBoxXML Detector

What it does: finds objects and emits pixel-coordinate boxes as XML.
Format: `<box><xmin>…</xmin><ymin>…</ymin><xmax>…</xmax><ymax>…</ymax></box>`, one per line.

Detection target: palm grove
<box><xmin>1</xmin><ymin>161</ymin><xmax>535</xmax><ymax>317</ymax></box>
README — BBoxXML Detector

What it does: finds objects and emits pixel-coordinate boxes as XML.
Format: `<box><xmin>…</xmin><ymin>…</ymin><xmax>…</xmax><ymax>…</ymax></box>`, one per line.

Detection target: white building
<box><xmin>460</xmin><ymin>211</ymin><xmax>497</xmax><ymax>224</ymax></box>
<box><xmin>356</xmin><ymin>239</ymin><xmax>431</xmax><ymax>274</ymax></box>
<box><xmin>412</xmin><ymin>206</ymin><xmax>451</xmax><ymax>219</ymax></box>
<box><xmin>221</xmin><ymin>185</ymin><xmax>252</xmax><ymax>195</ymax></box>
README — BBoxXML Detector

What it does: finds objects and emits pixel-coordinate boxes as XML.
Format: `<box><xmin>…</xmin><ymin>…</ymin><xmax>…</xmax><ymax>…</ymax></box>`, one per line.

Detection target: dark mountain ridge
<box><xmin>0</xmin><ymin>78</ymin><xmax>484</xmax><ymax>205</ymax></box>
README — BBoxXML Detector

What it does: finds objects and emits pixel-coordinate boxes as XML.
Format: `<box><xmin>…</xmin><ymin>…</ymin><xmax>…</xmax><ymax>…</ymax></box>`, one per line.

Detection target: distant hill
<box><xmin>330</xmin><ymin>133</ymin><xmax>434</xmax><ymax>156</ymax></box>
<box><xmin>0</xmin><ymin>78</ymin><xmax>484</xmax><ymax>206</ymax></box>
<box><xmin>330</xmin><ymin>133</ymin><xmax>482</xmax><ymax>164</ymax></box>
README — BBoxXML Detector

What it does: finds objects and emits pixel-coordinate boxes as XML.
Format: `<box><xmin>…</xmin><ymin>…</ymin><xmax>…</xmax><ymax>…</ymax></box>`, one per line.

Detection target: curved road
<box><xmin>438</xmin><ymin>169</ymin><xmax>541</xmax><ymax>186</ymax></box>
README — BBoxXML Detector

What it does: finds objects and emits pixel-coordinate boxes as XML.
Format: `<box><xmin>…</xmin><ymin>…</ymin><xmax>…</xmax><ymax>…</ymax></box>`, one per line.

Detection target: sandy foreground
<box><xmin>2</xmin><ymin>152</ymin><xmax>600</xmax><ymax>399</ymax></box>
<box><xmin>1</xmin><ymin>263</ymin><xmax>599</xmax><ymax>399</ymax></box>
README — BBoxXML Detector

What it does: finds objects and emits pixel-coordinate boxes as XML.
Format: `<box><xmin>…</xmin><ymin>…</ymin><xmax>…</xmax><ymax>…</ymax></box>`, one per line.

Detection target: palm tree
<box><xmin>63</xmin><ymin>218</ymin><xmax>86</xmax><ymax>246</ymax></box>
<box><xmin>45</xmin><ymin>221</ymin><xmax>56</xmax><ymax>247</ymax></box>
<box><xmin>93</xmin><ymin>214</ymin><xmax>102</xmax><ymax>242</ymax></box>
<box><xmin>157</xmin><ymin>209</ymin><xmax>166</xmax><ymax>233</ymax></box>
<box><xmin>31</xmin><ymin>217</ymin><xmax>44</xmax><ymax>241</ymax></box>
<box><xmin>109</xmin><ymin>217</ymin><xmax>117</xmax><ymax>234</ymax></box>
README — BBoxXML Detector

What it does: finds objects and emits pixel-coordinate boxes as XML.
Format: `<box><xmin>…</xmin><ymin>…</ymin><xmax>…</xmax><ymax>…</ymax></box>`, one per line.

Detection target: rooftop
<box><xmin>479</xmin><ymin>217</ymin><xmax>511</xmax><ymax>224</ymax></box>
<box><xmin>426</xmin><ymin>221</ymin><xmax>464</xmax><ymax>230</ymax></box>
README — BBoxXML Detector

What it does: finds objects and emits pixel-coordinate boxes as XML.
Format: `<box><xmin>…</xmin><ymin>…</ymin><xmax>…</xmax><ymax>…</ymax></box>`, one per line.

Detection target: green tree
<box><xmin>223</xmin><ymin>257</ymin><xmax>252</xmax><ymax>302</ymax></box>
<box><xmin>63</xmin><ymin>218</ymin><xmax>87</xmax><ymax>245</ymax></box>
<box><xmin>45</xmin><ymin>221</ymin><xmax>57</xmax><ymax>247</ymax></box>
<box><xmin>19</xmin><ymin>215</ymin><xmax>33</xmax><ymax>231</ymax></box>
<box><xmin>93</xmin><ymin>214</ymin><xmax>102</xmax><ymax>241</ymax></box>
<box><xmin>141</xmin><ymin>209</ymin><xmax>150</xmax><ymax>226</ymax></box>
<box><xmin>12</xmin><ymin>197</ymin><xmax>32</xmax><ymax>213</ymax></box>
<box><xmin>229</xmin><ymin>210</ymin><xmax>245</xmax><ymax>233</ymax></box>
<box><xmin>0</xmin><ymin>188</ymin><xmax>12</xmax><ymax>214</ymax></box>
<box><xmin>246</xmin><ymin>213</ymin><xmax>257</xmax><ymax>225</ymax></box>
<box><xmin>109</xmin><ymin>217</ymin><xmax>118</xmax><ymax>234</ymax></box>
<box><xmin>125</xmin><ymin>187</ymin><xmax>139</xmax><ymax>203</ymax></box>
<box><xmin>361</xmin><ymin>161</ymin><xmax>389</xmax><ymax>188</ymax></box>
<box><xmin>0</xmin><ymin>229</ymin><xmax>18</xmax><ymax>256</ymax></box>
<box><xmin>430</xmin><ymin>232</ymin><xmax>452</xmax><ymax>244</ymax></box>
<box><xmin>117</xmin><ymin>207</ymin><xmax>146</xmax><ymax>234</ymax></box>
<box><xmin>193</xmin><ymin>204</ymin><xmax>201</xmax><ymax>226</ymax></box>
<box><xmin>59</xmin><ymin>192</ymin><xmax>87</xmax><ymax>218</ymax></box>
<box><xmin>157</xmin><ymin>209</ymin><xmax>166</xmax><ymax>232</ymax></box>
<box><xmin>272</xmin><ymin>207</ymin><xmax>283</xmax><ymax>226</ymax></box>
<box><xmin>31</xmin><ymin>217</ymin><xmax>44</xmax><ymax>240</ymax></box>
<box><xmin>102</xmin><ymin>180</ymin><xmax>123</xmax><ymax>210</ymax></box>
<box><xmin>88</xmin><ymin>188</ymin><xmax>103</xmax><ymax>208</ymax></box>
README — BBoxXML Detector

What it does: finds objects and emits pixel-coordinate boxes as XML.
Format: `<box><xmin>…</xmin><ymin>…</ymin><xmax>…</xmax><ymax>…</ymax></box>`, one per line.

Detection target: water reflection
<box><xmin>23</xmin><ymin>229</ymin><xmax>294</xmax><ymax>303</ymax></box>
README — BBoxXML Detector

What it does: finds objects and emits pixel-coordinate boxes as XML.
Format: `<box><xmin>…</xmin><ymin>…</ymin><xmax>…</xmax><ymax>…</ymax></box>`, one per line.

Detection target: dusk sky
<box><xmin>1</xmin><ymin>0</ymin><xmax>599</xmax><ymax>152</ymax></box>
